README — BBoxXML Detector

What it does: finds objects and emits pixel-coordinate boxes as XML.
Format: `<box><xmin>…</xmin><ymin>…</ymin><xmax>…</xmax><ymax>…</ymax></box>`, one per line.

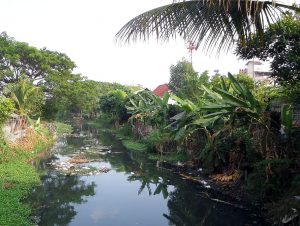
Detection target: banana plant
<box><xmin>169</xmin><ymin>73</ymin><xmax>263</xmax><ymax>156</ymax></box>
<box><xmin>126</xmin><ymin>90</ymin><xmax>170</xmax><ymax>127</ymax></box>
<box><xmin>168</xmin><ymin>95</ymin><xmax>207</xmax><ymax>157</ymax></box>
<box><xmin>194</xmin><ymin>72</ymin><xmax>263</xmax><ymax>127</ymax></box>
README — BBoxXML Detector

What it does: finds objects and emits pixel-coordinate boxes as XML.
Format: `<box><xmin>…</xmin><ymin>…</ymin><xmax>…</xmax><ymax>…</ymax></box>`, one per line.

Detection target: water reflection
<box><xmin>27</xmin><ymin>127</ymin><xmax>268</xmax><ymax>226</ymax></box>
<box><xmin>100</xmin><ymin>132</ymin><xmax>267</xmax><ymax>226</ymax></box>
<box><xmin>28</xmin><ymin>171</ymin><xmax>96</xmax><ymax>225</ymax></box>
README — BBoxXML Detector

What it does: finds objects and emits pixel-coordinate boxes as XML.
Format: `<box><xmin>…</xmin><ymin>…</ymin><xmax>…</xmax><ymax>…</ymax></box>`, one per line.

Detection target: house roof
<box><xmin>246</xmin><ymin>60</ymin><xmax>262</xmax><ymax>65</ymax></box>
<box><xmin>153</xmin><ymin>84</ymin><xmax>169</xmax><ymax>97</ymax></box>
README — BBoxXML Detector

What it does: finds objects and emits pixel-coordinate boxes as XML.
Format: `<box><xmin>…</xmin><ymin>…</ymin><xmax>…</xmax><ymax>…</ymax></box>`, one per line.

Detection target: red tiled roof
<box><xmin>153</xmin><ymin>84</ymin><xmax>169</xmax><ymax>97</ymax></box>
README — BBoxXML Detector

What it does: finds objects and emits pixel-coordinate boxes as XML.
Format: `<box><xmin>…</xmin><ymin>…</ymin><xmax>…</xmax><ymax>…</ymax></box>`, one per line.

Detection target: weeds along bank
<box><xmin>0</xmin><ymin>121</ymin><xmax>71</xmax><ymax>226</ymax></box>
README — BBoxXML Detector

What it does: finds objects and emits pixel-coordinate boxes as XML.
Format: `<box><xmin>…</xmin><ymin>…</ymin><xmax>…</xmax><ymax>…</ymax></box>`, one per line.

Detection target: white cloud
<box><xmin>90</xmin><ymin>207</ymin><xmax>119</xmax><ymax>223</ymax></box>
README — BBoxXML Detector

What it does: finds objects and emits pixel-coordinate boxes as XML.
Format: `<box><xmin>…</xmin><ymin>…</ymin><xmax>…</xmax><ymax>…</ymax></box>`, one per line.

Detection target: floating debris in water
<box><xmin>69</xmin><ymin>154</ymin><xmax>90</xmax><ymax>164</ymax></box>
<box><xmin>45</xmin><ymin>138</ymin><xmax>113</xmax><ymax>176</ymax></box>
<box><xmin>200</xmin><ymin>180</ymin><xmax>208</xmax><ymax>185</ymax></box>
<box><xmin>99</xmin><ymin>167</ymin><xmax>110</xmax><ymax>173</ymax></box>
<box><xmin>48</xmin><ymin>154</ymin><xmax>110</xmax><ymax>176</ymax></box>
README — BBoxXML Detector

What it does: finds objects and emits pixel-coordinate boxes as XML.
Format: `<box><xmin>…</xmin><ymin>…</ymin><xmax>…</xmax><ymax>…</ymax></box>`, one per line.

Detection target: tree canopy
<box><xmin>236</xmin><ymin>15</ymin><xmax>300</xmax><ymax>84</ymax></box>
<box><xmin>169</xmin><ymin>59</ymin><xmax>198</xmax><ymax>94</ymax></box>
<box><xmin>0</xmin><ymin>32</ymin><xmax>76</xmax><ymax>90</ymax></box>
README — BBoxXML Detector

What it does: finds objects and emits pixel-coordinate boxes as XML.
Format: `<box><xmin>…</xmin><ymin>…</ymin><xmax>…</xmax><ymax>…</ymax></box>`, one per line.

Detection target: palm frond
<box><xmin>116</xmin><ymin>0</ymin><xmax>296</xmax><ymax>53</ymax></box>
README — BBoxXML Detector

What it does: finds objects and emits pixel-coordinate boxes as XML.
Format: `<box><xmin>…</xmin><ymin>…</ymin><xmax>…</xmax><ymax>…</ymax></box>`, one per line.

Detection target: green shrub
<box><xmin>94</xmin><ymin>114</ymin><xmax>118</xmax><ymax>128</ymax></box>
<box><xmin>54</xmin><ymin>122</ymin><xmax>73</xmax><ymax>135</ymax></box>
<box><xmin>146</xmin><ymin>129</ymin><xmax>176</xmax><ymax>153</ymax></box>
<box><xmin>247</xmin><ymin>159</ymin><xmax>292</xmax><ymax>199</ymax></box>
<box><xmin>122</xmin><ymin>140</ymin><xmax>148</xmax><ymax>153</ymax></box>
<box><xmin>117</xmin><ymin>123</ymin><xmax>133</xmax><ymax>138</ymax></box>
<box><xmin>0</xmin><ymin>97</ymin><xmax>14</xmax><ymax>125</ymax></box>
<box><xmin>0</xmin><ymin>163</ymin><xmax>39</xmax><ymax>226</ymax></box>
<box><xmin>199</xmin><ymin>128</ymin><xmax>258</xmax><ymax>171</ymax></box>
<box><xmin>0</xmin><ymin>126</ymin><xmax>54</xmax><ymax>225</ymax></box>
<box><xmin>99</xmin><ymin>90</ymin><xmax>129</xmax><ymax>123</ymax></box>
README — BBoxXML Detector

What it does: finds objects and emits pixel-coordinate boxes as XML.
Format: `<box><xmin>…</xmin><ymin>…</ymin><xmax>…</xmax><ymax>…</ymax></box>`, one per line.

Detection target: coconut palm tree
<box><xmin>116</xmin><ymin>0</ymin><xmax>299</xmax><ymax>53</ymax></box>
<box><xmin>5</xmin><ymin>79</ymin><xmax>40</xmax><ymax>116</ymax></box>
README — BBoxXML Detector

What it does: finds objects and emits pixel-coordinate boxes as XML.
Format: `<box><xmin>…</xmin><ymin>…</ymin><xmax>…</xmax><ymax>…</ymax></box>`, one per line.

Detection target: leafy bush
<box><xmin>0</xmin><ymin>163</ymin><xmax>40</xmax><ymax>226</ymax></box>
<box><xmin>0</xmin><ymin>125</ymin><xmax>53</xmax><ymax>225</ymax></box>
<box><xmin>247</xmin><ymin>159</ymin><xmax>292</xmax><ymax>199</ymax></box>
<box><xmin>122</xmin><ymin>139</ymin><xmax>148</xmax><ymax>153</ymax></box>
<box><xmin>146</xmin><ymin>129</ymin><xmax>176</xmax><ymax>154</ymax></box>
<box><xmin>199</xmin><ymin>128</ymin><xmax>258</xmax><ymax>172</ymax></box>
<box><xmin>99</xmin><ymin>89</ymin><xmax>129</xmax><ymax>123</ymax></box>
<box><xmin>54</xmin><ymin>122</ymin><xmax>73</xmax><ymax>135</ymax></box>
<box><xmin>267</xmin><ymin>174</ymin><xmax>300</xmax><ymax>224</ymax></box>
<box><xmin>116</xmin><ymin>123</ymin><xmax>133</xmax><ymax>138</ymax></box>
<box><xmin>0</xmin><ymin>97</ymin><xmax>14</xmax><ymax>125</ymax></box>
<box><xmin>88</xmin><ymin>114</ymin><xmax>117</xmax><ymax>129</ymax></box>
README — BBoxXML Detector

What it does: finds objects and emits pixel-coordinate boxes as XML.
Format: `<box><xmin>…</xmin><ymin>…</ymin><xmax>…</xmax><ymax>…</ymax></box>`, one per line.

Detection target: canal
<box><xmin>27</xmin><ymin>125</ymin><xmax>268</xmax><ymax>226</ymax></box>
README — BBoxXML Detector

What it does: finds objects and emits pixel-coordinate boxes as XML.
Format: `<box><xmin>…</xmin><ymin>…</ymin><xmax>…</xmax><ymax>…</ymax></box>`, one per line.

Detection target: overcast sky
<box><xmin>0</xmin><ymin>0</ymin><xmax>298</xmax><ymax>89</ymax></box>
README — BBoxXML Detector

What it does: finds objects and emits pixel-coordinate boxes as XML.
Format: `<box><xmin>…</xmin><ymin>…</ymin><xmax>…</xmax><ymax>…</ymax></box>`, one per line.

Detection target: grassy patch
<box><xmin>112</xmin><ymin>123</ymin><xmax>148</xmax><ymax>152</ymax></box>
<box><xmin>0</xmin><ymin>163</ymin><xmax>39</xmax><ymax>226</ymax></box>
<box><xmin>122</xmin><ymin>139</ymin><xmax>148</xmax><ymax>153</ymax></box>
<box><xmin>0</xmin><ymin>128</ymin><xmax>54</xmax><ymax>226</ymax></box>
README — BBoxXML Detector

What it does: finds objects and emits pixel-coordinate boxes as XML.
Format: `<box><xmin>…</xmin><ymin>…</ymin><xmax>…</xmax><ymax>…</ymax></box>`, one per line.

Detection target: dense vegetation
<box><xmin>103</xmin><ymin>13</ymin><xmax>300</xmax><ymax>224</ymax></box>
<box><xmin>0</xmin><ymin>128</ymin><xmax>53</xmax><ymax>225</ymax></box>
<box><xmin>0</xmin><ymin>31</ymin><xmax>142</xmax><ymax>226</ymax></box>
<box><xmin>0</xmin><ymin>2</ymin><xmax>299</xmax><ymax>225</ymax></box>
<box><xmin>100</xmin><ymin>69</ymin><xmax>300</xmax><ymax>223</ymax></box>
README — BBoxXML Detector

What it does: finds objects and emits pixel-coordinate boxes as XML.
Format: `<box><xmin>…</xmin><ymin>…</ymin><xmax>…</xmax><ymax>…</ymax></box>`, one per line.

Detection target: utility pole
<box><xmin>186</xmin><ymin>41</ymin><xmax>198</xmax><ymax>66</ymax></box>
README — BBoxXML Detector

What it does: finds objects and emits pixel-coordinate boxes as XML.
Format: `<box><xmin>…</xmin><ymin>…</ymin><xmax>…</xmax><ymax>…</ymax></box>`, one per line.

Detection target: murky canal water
<box><xmin>27</xmin><ymin>126</ymin><xmax>269</xmax><ymax>226</ymax></box>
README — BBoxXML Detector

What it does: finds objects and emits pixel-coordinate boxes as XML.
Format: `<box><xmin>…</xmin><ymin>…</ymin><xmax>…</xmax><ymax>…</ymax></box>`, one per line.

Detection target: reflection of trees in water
<box><xmin>28</xmin><ymin>172</ymin><xmax>96</xmax><ymax>226</ymax></box>
<box><xmin>105</xmin><ymin>147</ymin><xmax>264</xmax><ymax>226</ymax></box>
<box><xmin>164</xmin><ymin>188</ymin><xmax>265</xmax><ymax>226</ymax></box>
<box><xmin>66</xmin><ymin>136</ymin><xmax>85</xmax><ymax>147</ymax></box>
<box><xmin>29</xmin><ymin>126</ymin><xmax>263</xmax><ymax>226</ymax></box>
<box><xmin>164</xmin><ymin>189</ymin><xmax>216</xmax><ymax>226</ymax></box>
<box><xmin>127</xmin><ymin>165</ymin><xmax>169</xmax><ymax>199</ymax></box>
<box><xmin>105</xmin><ymin>147</ymin><xmax>170</xmax><ymax>198</ymax></box>
<box><xmin>98</xmin><ymin>130</ymin><xmax>121</xmax><ymax>147</ymax></box>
